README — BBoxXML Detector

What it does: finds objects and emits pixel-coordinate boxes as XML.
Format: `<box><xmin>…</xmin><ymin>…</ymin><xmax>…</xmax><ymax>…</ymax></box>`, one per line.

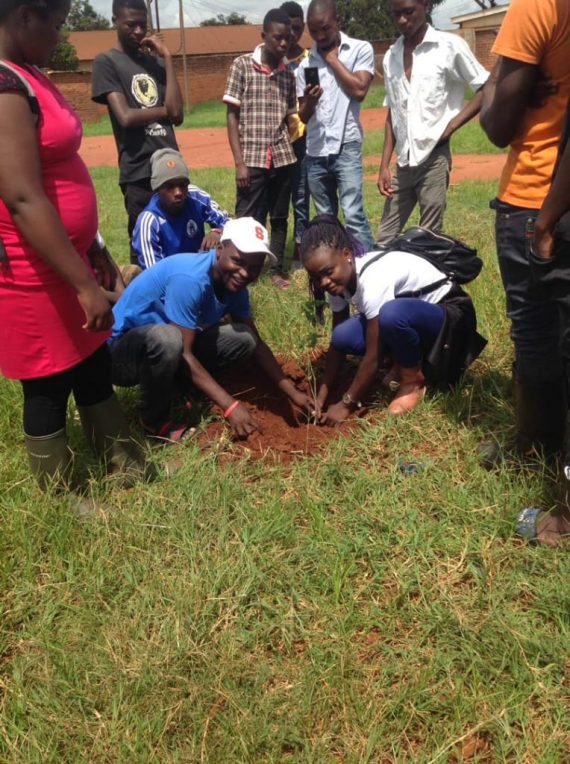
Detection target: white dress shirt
<box><xmin>383</xmin><ymin>25</ymin><xmax>489</xmax><ymax>168</ymax></box>
<box><xmin>297</xmin><ymin>32</ymin><xmax>375</xmax><ymax>157</ymax></box>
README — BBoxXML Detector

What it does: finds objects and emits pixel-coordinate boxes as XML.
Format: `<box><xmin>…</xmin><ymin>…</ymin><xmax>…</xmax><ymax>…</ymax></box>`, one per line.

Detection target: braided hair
<box><xmin>299</xmin><ymin>214</ymin><xmax>365</xmax><ymax>264</ymax></box>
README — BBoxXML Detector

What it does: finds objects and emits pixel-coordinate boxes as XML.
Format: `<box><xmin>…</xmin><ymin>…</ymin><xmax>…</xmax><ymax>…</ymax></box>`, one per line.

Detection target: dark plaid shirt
<box><xmin>223</xmin><ymin>45</ymin><xmax>296</xmax><ymax>169</ymax></box>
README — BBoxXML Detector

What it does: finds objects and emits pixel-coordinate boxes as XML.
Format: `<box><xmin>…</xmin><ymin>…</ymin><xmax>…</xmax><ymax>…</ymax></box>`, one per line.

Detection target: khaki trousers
<box><xmin>376</xmin><ymin>143</ymin><xmax>452</xmax><ymax>245</ymax></box>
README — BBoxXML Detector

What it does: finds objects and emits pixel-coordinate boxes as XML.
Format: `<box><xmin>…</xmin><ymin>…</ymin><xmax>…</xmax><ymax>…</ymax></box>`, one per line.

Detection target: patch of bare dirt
<box><xmin>196</xmin><ymin>354</ymin><xmax>367</xmax><ymax>463</ymax></box>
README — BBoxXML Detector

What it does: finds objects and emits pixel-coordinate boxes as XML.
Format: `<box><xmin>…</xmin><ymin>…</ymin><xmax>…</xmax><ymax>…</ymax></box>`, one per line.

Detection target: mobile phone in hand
<box><xmin>305</xmin><ymin>67</ymin><xmax>320</xmax><ymax>88</ymax></box>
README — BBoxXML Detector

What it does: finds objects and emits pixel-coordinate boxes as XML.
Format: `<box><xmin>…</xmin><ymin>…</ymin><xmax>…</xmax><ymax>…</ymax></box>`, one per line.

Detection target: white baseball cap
<box><xmin>220</xmin><ymin>218</ymin><xmax>277</xmax><ymax>266</ymax></box>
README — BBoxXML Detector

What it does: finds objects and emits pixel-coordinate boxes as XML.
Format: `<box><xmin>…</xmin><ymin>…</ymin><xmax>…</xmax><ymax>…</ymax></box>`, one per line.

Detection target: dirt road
<box><xmin>79</xmin><ymin>107</ymin><xmax>506</xmax><ymax>183</ymax></box>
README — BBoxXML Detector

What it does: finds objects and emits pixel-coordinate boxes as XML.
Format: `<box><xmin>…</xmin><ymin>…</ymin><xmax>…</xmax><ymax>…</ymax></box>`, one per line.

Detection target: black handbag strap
<box><xmin>397</xmin><ymin>276</ymin><xmax>451</xmax><ymax>299</ymax></box>
<box><xmin>358</xmin><ymin>251</ymin><xmax>386</xmax><ymax>278</ymax></box>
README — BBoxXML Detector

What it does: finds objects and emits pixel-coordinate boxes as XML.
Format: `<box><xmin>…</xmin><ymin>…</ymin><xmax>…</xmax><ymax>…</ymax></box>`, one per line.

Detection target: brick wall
<box><xmin>49</xmin><ymin>52</ymin><xmax>286</xmax><ymax>121</ymax></box>
<box><xmin>47</xmin><ymin>32</ymin><xmax>491</xmax><ymax>124</ymax></box>
<box><xmin>173</xmin><ymin>53</ymin><xmax>239</xmax><ymax>107</ymax></box>
<box><xmin>474</xmin><ymin>28</ymin><xmax>499</xmax><ymax>71</ymax></box>
<box><xmin>47</xmin><ymin>70</ymin><xmax>100</xmax><ymax>121</ymax></box>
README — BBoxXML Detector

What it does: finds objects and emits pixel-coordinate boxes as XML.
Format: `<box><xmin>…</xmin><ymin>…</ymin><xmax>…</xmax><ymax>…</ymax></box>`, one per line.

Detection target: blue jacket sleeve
<box><xmin>188</xmin><ymin>185</ymin><xmax>230</xmax><ymax>230</ymax></box>
<box><xmin>133</xmin><ymin>211</ymin><xmax>164</xmax><ymax>270</ymax></box>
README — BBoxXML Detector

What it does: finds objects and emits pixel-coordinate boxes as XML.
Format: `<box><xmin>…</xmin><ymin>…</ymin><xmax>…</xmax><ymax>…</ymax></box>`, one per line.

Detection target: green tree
<box><xmin>47</xmin><ymin>29</ymin><xmax>79</xmax><ymax>71</ymax></box>
<box><xmin>66</xmin><ymin>0</ymin><xmax>111</xmax><ymax>31</ymax></box>
<box><xmin>47</xmin><ymin>0</ymin><xmax>109</xmax><ymax>70</ymax></box>
<box><xmin>336</xmin><ymin>0</ymin><xmax>446</xmax><ymax>40</ymax></box>
<box><xmin>200</xmin><ymin>12</ymin><xmax>248</xmax><ymax>26</ymax></box>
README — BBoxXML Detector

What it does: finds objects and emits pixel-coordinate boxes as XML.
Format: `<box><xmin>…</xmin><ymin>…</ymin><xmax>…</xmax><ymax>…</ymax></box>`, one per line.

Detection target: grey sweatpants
<box><xmin>376</xmin><ymin>143</ymin><xmax>452</xmax><ymax>245</ymax></box>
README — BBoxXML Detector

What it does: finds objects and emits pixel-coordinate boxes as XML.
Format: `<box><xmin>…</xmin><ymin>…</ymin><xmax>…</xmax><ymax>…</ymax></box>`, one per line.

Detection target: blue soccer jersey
<box><xmin>110</xmin><ymin>251</ymin><xmax>251</xmax><ymax>343</ymax></box>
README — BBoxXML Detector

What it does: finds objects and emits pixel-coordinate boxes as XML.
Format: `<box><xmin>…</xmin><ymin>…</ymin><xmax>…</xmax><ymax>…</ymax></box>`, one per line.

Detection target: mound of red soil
<box><xmin>196</xmin><ymin>354</ymin><xmax>367</xmax><ymax>463</ymax></box>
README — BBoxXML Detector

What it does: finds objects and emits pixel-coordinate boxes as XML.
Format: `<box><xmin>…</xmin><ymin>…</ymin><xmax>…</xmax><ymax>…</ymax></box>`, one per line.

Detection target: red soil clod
<box><xmin>195</xmin><ymin>354</ymin><xmax>367</xmax><ymax>463</ymax></box>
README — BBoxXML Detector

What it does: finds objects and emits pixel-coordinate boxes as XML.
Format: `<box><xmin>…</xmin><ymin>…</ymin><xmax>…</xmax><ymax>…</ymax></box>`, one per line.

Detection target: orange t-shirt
<box><xmin>493</xmin><ymin>0</ymin><xmax>570</xmax><ymax>208</ymax></box>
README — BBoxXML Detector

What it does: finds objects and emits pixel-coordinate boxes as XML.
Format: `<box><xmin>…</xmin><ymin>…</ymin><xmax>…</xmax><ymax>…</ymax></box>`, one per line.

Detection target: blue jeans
<box><xmin>331</xmin><ymin>299</ymin><xmax>445</xmax><ymax>368</ymax></box>
<box><xmin>291</xmin><ymin>136</ymin><xmax>310</xmax><ymax>245</ymax></box>
<box><xmin>493</xmin><ymin>200</ymin><xmax>570</xmax><ymax>382</ymax></box>
<box><xmin>307</xmin><ymin>141</ymin><xmax>375</xmax><ymax>251</ymax></box>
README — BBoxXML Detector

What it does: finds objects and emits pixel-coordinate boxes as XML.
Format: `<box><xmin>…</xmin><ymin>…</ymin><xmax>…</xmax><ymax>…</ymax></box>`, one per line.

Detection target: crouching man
<box><xmin>109</xmin><ymin>217</ymin><xmax>313</xmax><ymax>440</ymax></box>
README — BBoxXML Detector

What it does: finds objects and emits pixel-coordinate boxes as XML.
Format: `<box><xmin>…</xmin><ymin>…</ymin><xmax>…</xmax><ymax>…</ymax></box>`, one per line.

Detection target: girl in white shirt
<box><xmin>300</xmin><ymin>216</ymin><xmax>478</xmax><ymax>425</ymax></box>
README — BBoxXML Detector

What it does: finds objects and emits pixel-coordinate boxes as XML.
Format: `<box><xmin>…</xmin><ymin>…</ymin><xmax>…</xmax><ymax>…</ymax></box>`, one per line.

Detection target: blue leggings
<box><xmin>331</xmin><ymin>298</ymin><xmax>445</xmax><ymax>367</ymax></box>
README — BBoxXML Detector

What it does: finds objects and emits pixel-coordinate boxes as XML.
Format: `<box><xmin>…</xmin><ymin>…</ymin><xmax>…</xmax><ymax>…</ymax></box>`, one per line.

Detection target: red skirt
<box><xmin>0</xmin><ymin>278</ymin><xmax>110</xmax><ymax>380</ymax></box>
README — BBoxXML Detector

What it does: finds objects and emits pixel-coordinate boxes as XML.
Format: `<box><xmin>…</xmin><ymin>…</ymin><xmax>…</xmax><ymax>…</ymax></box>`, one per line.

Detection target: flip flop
<box><xmin>144</xmin><ymin>420</ymin><xmax>196</xmax><ymax>445</ymax></box>
<box><xmin>271</xmin><ymin>275</ymin><xmax>291</xmax><ymax>290</ymax></box>
<box><xmin>515</xmin><ymin>507</ymin><xmax>542</xmax><ymax>545</ymax></box>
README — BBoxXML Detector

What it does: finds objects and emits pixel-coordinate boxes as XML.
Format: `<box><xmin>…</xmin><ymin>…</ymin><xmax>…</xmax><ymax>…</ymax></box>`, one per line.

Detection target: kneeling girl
<box><xmin>300</xmin><ymin>216</ymin><xmax>484</xmax><ymax>426</ymax></box>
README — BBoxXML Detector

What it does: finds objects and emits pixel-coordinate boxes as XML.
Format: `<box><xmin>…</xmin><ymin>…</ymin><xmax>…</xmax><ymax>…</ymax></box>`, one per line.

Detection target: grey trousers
<box><xmin>376</xmin><ymin>143</ymin><xmax>452</xmax><ymax>245</ymax></box>
<box><xmin>110</xmin><ymin>322</ymin><xmax>258</xmax><ymax>429</ymax></box>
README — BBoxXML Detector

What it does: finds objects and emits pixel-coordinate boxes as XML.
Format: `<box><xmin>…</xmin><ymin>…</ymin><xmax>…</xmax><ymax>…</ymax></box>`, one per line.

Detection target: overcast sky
<box><xmin>88</xmin><ymin>0</ymin><xmax>504</xmax><ymax>32</ymax></box>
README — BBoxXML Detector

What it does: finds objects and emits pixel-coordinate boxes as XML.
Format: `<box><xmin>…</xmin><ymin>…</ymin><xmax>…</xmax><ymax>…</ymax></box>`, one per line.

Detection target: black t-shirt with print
<box><xmin>92</xmin><ymin>48</ymin><xmax>178</xmax><ymax>184</ymax></box>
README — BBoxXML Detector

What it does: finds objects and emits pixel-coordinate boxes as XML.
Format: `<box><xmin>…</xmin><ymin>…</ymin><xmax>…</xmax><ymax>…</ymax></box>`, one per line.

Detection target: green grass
<box><xmin>1</xmin><ymin>169</ymin><xmax>569</xmax><ymax>762</ymax></box>
<box><xmin>83</xmin><ymin>96</ymin><xmax>233</xmax><ymax>136</ymax></box>
<box><xmin>363</xmin><ymin>120</ymin><xmax>505</xmax><ymax>159</ymax></box>
<box><xmin>82</xmin><ymin>85</ymin><xmax>388</xmax><ymax>137</ymax></box>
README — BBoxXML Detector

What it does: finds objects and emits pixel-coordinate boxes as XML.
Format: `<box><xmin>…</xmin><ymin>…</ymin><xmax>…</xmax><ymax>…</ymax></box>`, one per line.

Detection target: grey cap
<box><xmin>150</xmin><ymin>149</ymin><xmax>189</xmax><ymax>191</ymax></box>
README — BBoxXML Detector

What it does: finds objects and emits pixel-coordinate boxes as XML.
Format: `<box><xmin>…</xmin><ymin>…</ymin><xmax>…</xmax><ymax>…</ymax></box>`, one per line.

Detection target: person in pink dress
<box><xmin>0</xmin><ymin>0</ymin><xmax>150</xmax><ymax>504</ymax></box>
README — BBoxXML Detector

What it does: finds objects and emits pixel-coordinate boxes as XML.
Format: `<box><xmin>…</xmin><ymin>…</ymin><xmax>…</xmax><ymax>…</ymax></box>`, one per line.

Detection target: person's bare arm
<box><xmin>321</xmin><ymin>315</ymin><xmax>380</xmax><ymax>426</ymax></box>
<box><xmin>226</xmin><ymin>104</ymin><xmax>249</xmax><ymax>188</ymax></box>
<box><xmin>107</xmin><ymin>91</ymin><xmax>169</xmax><ymax>128</ymax></box>
<box><xmin>298</xmin><ymin>84</ymin><xmax>323</xmax><ymax>124</ymax></box>
<box><xmin>344</xmin><ymin>316</ymin><xmax>381</xmax><ymax>402</ymax></box>
<box><xmin>287</xmin><ymin>113</ymin><xmax>297</xmax><ymax>136</ymax></box>
<box><xmin>315</xmin><ymin>306</ymin><xmax>349</xmax><ymax>414</ymax></box>
<box><xmin>534</xmin><ymin>139</ymin><xmax>570</xmax><ymax>259</ymax></box>
<box><xmin>106</xmin><ymin>37</ymin><xmax>183</xmax><ymax>128</ymax></box>
<box><xmin>377</xmin><ymin>108</ymin><xmax>395</xmax><ymax>197</ymax></box>
<box><xmin>175</xmin><ymin>323</ymin><xmax>259</xmax><ymax>437</ymax></box>
<box><xmin>86</xmin><ymin>236</ymin><xmax>125</xmax><ymax>304</ymax></box>
<box><xmin>142</xmin><ymin>37</ymin><xmax>184</xmax><ymax>125</ymax></box>
<box><xmin>0</xmin><ymin>93</ymin><xmax>112</xmax><ymax>332</ymax></box>
<box><xmin>480</xmin><ymin>58</ymin><xmax>542</xmax><ymax>148</ymax></box>
<box><xmin>438</xmin><ymin>87</ymin><xmax>484</xmax><ymax>144</ymax></box>
<box><xmin>322</xmin><ymin>46</ymin><xmax>373</xmax><ymax>102</ymax></box>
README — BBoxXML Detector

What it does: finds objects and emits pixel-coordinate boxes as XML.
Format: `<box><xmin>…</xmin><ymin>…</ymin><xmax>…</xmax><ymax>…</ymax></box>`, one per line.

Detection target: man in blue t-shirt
<box><xmin>110</xmin><ymin>217</ymin><xmax>313</xmax><ymax>440</ymax></box>
<box><xmin>132</xmin><ymin>149</ymin><xmax>230</xmax><ymax>270</ymax></box>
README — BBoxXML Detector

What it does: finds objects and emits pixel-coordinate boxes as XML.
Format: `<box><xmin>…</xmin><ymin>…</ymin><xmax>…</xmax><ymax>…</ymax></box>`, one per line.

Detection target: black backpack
<box><xmin>361</xmin><ymin>227</ymin><xmax>483</xmax><ymax>298</ymax></box>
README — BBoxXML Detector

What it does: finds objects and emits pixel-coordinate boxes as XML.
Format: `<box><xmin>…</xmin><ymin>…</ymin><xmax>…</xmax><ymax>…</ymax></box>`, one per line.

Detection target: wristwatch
<box><xmin>342</xmin><ymin>392</ymin><xmax>362</xmax><ymax>410</ymax></box>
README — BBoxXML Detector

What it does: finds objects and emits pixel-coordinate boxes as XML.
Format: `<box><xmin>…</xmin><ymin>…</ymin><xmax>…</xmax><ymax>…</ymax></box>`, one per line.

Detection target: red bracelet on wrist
<box><xmin>223</xmin><ymin>400</ymin><xmax>241</xmax><ymax>418</ymax></box>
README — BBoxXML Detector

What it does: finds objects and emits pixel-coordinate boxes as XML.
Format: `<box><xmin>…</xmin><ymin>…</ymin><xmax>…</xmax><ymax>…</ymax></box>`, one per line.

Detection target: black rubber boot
<box><xmin>24</xmin><ymin>429</ymin><xmax>103</xmax><ymax>517</ymax></box>
<box><xmin>514</xmin><ymin>374</ymin><xmax>567</xmax><ymax>458</ymax></box>
<box><xmin>78</xmin><ymin>394</ymin><xmax>157</xmax><ymax>486</ymax></box>
<box><xmin>25</xmin><ymin>428</ymin><xmax>72</xmax><ymax>490</ymax></box>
